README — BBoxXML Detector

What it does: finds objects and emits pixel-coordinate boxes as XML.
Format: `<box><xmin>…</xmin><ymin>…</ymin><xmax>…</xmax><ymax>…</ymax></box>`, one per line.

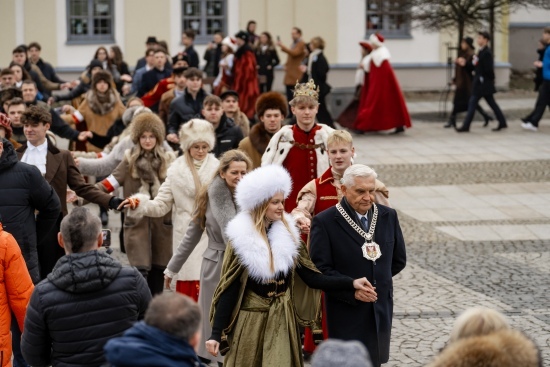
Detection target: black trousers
<box><xmin>462</xmin><ymin>93</ymin><xmax>506</xmax><ymax>129</ymax></box>
<box><xmin>524</xmin><ymin>80</ymin><xmax>550</xmax><ymax>127</ymax></box>
<box><xmin>259</xmin><ymin>72</ymin><xmax>274</xmax><ymax>93</ymax></box>
<box><xmin>317</xmin><ymin>94</ymin><xmax>334</xmax><ymax>128</ymax></box>
<box><xmin>39</xmin><ymin>214</ymin><xmax>65</xmax><ymax>280</ymax></box>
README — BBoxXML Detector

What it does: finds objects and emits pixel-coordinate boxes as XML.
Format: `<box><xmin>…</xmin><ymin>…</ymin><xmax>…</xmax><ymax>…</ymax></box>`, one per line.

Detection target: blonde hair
<box><xmin>250</xmin><ymin>195</ymin><xmax>297</xmax><ymax>274</ymax></box>
<box><xmin>289</xmin><ymin>95</ymin><xmax>318</xmax><ymax>107</ymax></box>
<box><xmin>184</xmin><ymin>149</ymin><xmax>202</xmax><ymax>196</ymax></box>
<box><xmin>310</xmin><ymin>36</ymin><xmax>325</xmax><ymax>50</ymax></box>
<box><xmin>327</xmin><ymin>130</ymin><xmax>353</xmax><ymax>148</ymax></box>
<box><xmin>450</xmin><ymin>308</ymin><xmax>510</xmax><ymax>342</ymax></box>
<box><xmin>193</xmin><ymin>150</ymin><xmax>252</xmax><ymax>228</ymax></box>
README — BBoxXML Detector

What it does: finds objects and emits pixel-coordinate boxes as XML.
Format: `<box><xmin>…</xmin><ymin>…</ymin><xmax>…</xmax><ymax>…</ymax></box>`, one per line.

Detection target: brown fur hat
<box><xmin>427</xmin><ymin>329</ymin><xmax>541</xmax><ymax>367</ymax></box>
<box><xmin>91</xmin><ymin>70</ymin><xmax>114</xmax><ymax>89</ymax></box>
<box><xmin>255</xmin><ymin>92</ymin><xmax>288</xmax><ymax>118</ymax></box>
<box><xmin>131</xmin><ymin>112</ymin><xmax>165</xmax><ymax>144</ymax></box>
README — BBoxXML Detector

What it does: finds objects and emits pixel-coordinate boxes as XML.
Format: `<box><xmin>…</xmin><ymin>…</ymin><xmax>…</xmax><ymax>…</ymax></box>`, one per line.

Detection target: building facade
<box><xmin>0</xmin><ymin>0</ymin><xmax>527</xmax><ymax>92</ymax></box>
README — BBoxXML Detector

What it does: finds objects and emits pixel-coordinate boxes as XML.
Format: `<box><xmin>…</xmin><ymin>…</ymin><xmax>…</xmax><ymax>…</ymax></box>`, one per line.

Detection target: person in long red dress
<box><xmin>232</xmin><ymin>31</ymin><xmax>260</xmax><ymax>120</ymax></box>
<box><xmin>337</xmin><ymin>41</ymin><xmax>373</xmax><ymax>129</ymax></box>
<box><xmin>353</xmin><ymin>33</ymin><xmax>412</xmax><ymax>134</ymax></box>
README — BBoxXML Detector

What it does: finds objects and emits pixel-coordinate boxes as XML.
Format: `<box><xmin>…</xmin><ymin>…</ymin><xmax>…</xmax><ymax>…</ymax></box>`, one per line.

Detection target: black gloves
<box><xmin>108</xmin><ymin>197</ymin><xmax>124</xmax><ymax>210</ymax></box>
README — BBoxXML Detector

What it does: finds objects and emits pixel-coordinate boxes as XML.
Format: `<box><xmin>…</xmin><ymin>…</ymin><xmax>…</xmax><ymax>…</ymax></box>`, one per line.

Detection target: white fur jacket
<box><xmin>261</xmin><ymin>124</ymin><xmax>334</xmax><ymax>176</ymax></box>
<box><xmin>226</xmin><ymin>211</ymin><xmax>301</xmax><ymax>283</ymax></box>
<box><xmin>127</xmin><ymin>153</ymin><xmax>219</xmax><ymax>280</ymax></box>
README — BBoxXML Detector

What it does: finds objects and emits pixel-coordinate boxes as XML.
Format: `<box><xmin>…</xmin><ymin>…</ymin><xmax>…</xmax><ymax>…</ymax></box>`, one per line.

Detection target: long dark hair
<box><xmin>110</xmin><ymin>45</ymin><xmax>124</xmax><ymax>70</ymax></box>
<box><xmin>9</xmin><ymin>62</ymin><xmax>32</xmax><ymax>82</ymax></box>
<box><xmin>260</xmin><ymin>32</ymin><xmax>275</xmax><ymax>48</ymax></box>
<box><xmin>94</xmin><ymin>46</ymin><xmax>113</xmax><ymax>70</ymax></box>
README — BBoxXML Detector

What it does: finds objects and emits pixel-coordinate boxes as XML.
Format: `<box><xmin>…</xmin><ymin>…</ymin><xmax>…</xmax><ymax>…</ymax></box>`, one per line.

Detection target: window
<box><xmin>67</xmin><ymin>0</ymin><xmax>114</xmax><ymax>43</ymax></box>
<box><xmin>366</xmin><ymin>0</ymin><xmax>410</xmax><ymax>37</ymax></box>
<box><xmin>182</xmin><ymin>0</ymin><xmax>226</xmax><ymax>44</ymax></box>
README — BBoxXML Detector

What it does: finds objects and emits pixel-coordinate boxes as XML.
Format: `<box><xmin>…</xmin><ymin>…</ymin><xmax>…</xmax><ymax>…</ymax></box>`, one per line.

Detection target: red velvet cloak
<box><xmin>353</xmin><ymin>60</ymin><xmax>411</xmax><ymax>132</ymax></box>
<box><xmin>233</xmin><ymin>50</ymin><xmax>259</xmax><ymax>119</ymax></box>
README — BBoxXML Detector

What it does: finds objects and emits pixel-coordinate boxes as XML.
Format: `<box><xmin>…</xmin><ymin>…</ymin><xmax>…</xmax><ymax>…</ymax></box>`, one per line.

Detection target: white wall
<box><xmin>509</xmin><ymin>6</ymin><xmax>550</xmax><ymax>23</ymax></box>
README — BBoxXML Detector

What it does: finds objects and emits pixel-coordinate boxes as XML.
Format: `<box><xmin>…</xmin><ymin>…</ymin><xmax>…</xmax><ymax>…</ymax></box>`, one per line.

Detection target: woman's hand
<box><xmin>296</xmin><ymin>217</ymin><xmax>311</xmax><ymax>234</ymax></box>
<box><xmin>206</xmin><ymin>340</ymin><xmax>220</xmax><ymax>357</ymax></box>
<box><xmin>117</xmin><ymin>197</ymin><xmax>140</xmax><ymax>210</ymax></box>
<box><xmin>164</xmin><ymin>275</ymin><xmax>172</xmax><ymax>289</ymax></box>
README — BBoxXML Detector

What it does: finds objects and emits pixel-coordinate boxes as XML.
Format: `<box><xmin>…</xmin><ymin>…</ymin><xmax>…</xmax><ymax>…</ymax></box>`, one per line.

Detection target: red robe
<box><xmin>141</xmin><ymin>77</ymin><xmax>175</xmax><ymax>108</ymax></box>
<box><xmin>233</xmin><ymin>46</ymin><xmax>259</xmax><ymax>119</ymax></box>
<box><xmin>353</xmin><ymin>50</ymin><xmax>411</xmax><ymax>132</ymax></box>
<box><xmin>283</xmin><ymin>124</ymin><xmax>322</xmax><ymax>213</ymax></box>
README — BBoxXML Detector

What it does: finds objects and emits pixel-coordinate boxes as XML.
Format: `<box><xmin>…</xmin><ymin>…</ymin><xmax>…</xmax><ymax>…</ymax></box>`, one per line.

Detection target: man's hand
<box><xmin>121</xmin><ymin>83</ymin><xmax>131</xmax><ymax>96</ymax></box>
<box><xmin>60</xmin><ymin>82</ymin><xmax>71</xmax><ymax>90</ymax></box>
<box><xmin>66</xmin><ymin>189</ymin><xmax>78</xmax><ymax>203</ymax></box>
<box><xmin>276</xmin><ymin>40</ymin><xmax>283</xmax><ymax>48</ymax></box>
<box><xmin>77</xmin><ymin>131</ymin><xmax>93</xmax><ymax>141</ymax></box>
<box><xmin>296</xmin><ymin>217</ymin><xmax>311</xmax><ymax>234</ymax></box>
<box><xmin>534</xmin><ymin>60</ymin><xmax>543</xmax><ymax>68</ymax></box>
<box><xmin>47</xmin><ymin>97</ymin><xmax>55</xmax><ymax>105</ymax></box>
<box><xmin>353</xmin><ymin>277</ymin><xmax>377</xmax><ymax>303</ymax></box>
<box><xmin>120</xmin><ymin>74</ymin><xmax>132</xmax><ymax>83</ymax></box>
<box><xmin>108</xmin><ymin>197</ymin><xmax>124</xmax><ymax>211</ymax></box>
<box><xmin>164</xmin><ymin>275</ymin><xmax>172</xmax><ymax>289</ymax></box>
<box><xmin>167</xmin><ymin>133</ymin><xmax>180</xmax><ymax>143</ymax></box>
<box><xmin>206</xmin><ymin>340</ymin><xmax>220</xmax><ymax>357</ymax></box>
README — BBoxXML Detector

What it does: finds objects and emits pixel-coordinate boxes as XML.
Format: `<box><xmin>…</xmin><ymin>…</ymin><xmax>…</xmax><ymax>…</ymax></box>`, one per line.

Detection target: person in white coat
<box><xmin>119</xmin><ymin>119</ymin><xmax>218</xmax><ymax>301</ymax></box>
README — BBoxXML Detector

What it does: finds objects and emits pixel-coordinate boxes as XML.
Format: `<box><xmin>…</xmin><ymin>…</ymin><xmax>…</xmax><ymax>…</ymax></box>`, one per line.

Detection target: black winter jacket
<box><xmin>21</xmin><ymin>250</ymin><xmax>152</xmax><ymax>367</ymax></box>
<box><xmin>212</xmin><ymin>115</ymin><xmax>244</xmax><ymax>158</ymax></box>
<box><xmin>167</xmin><ymin>88</ymin><xmax>208</xmax><ymax>134</ymax></box>
<box><xmin>0</xmin><ymin>139</ymin><xmax>60</xmax><ymax>283</ymax></box>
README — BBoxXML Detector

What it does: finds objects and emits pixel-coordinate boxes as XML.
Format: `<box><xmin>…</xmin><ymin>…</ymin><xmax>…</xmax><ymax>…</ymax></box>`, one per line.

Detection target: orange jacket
<box><xmin>0</xmin><ymin>223</ymin><xmax>34</xmax><ymax>367</ymax></box>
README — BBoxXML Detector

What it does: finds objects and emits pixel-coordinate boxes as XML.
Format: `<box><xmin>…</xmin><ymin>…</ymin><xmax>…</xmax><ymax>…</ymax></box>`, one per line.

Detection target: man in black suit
<box><xmin>456</xmin><ymin>31</ymin><xmax>507</xmax><ymax>132</ymax></box>
<box><xmin>310</xmin><ymin>164</ymin><xmax>406</xmax><ymax>367</ymax></box>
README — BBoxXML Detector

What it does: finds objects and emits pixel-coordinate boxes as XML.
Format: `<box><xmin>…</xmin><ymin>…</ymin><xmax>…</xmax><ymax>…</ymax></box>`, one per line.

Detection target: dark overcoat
<box><xmin>310</xmin><ymin>198</ymin><xmax>406</xmax><ymax>366</ymax></box>
<box><xmin>472</xmin><ymin>47</ymin><xmax>496</xmax><ymax>96</ymax></box>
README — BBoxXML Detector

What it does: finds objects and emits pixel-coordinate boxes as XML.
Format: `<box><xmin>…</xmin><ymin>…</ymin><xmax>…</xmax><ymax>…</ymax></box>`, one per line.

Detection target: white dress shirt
<box><xmin>22</xmin><ymin>139</ymin><xmax>48</xmax><ymax>176</ymax></box>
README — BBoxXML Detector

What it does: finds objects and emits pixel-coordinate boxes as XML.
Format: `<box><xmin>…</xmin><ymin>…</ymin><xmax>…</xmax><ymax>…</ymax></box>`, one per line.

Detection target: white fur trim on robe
<box><xmin>226</xmin><ymin>212</ymin><xmax>300</xmax><ymax>283</ymax></box>
<box><xmin>261</xmin><ymin>124</ymin><xmax>334</xmax><ymax>178</ymax></box>
<box><xmin>361</xmin><ymin>54</ymin><xmax>372</xmax><ymax>73</ymax></box>
<box><xmin>371</xmin><ymin>46</ymin><xmax>391</xmax><ymax>68</ymax></box>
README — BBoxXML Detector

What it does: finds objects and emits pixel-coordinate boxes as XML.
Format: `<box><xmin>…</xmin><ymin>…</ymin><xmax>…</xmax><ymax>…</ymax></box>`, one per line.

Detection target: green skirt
<box><xmin>224</xmin><ymin>288</ymin><xmax>303</xmax><ymax>367</ymax></box>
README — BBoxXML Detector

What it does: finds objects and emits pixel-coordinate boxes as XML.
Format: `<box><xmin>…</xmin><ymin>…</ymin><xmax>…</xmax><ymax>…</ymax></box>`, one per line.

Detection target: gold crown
<box><xmin>293</xmin><ymin>79</ymin><xmax>319</xmax><ymax>100</ymax></box>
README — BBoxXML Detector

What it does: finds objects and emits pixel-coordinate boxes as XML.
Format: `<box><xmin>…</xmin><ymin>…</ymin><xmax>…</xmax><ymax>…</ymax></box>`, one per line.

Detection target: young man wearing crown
<box><xmin>262</xmin><ymin>79</ymin><xmax>334</xmax><ymax>213</ymax></box>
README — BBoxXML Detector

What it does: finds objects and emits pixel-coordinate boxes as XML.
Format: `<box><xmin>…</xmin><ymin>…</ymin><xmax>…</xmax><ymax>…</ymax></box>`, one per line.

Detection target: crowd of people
<box><xmin>0</xmin><ymin>20</ymin><xmax>543</xmax><ymax>367</ymax></box>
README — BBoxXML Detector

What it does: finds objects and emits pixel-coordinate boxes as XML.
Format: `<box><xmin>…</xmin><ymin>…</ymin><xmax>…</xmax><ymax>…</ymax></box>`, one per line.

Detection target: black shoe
<box><xmin>483</xmin><ymin>115</ymin><xmax>494</xmax><ymax>127</ymax></box>
<box><xmin>100</xmin><ymin>211</ymin><xmax>109</xmax><ymax>226</ymax></box>
<box><xmin>491</xmin><ymin>125</ymin><xmax>507</xmax><ymax>131</ymax></box>
<box><xmin>455</xmin><ymin>126</ymin><xmax>470</xmax><ymax>132</ymax></box>
<box><xmin>444</xmin><ymin>116</ymin><xmax>456</xmax><ymax>128</ymax></box>
<box><xmin>391</xmin><ymin>126</ymin><xmax>405</xmax><ymax>134</ymax></box>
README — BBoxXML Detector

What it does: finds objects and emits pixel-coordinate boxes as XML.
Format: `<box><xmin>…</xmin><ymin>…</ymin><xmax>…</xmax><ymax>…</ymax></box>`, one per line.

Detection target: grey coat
<box><xmin>165</xmin><ymin>176</ymin><xmax>237</xmax><ymax>362</ymax></box>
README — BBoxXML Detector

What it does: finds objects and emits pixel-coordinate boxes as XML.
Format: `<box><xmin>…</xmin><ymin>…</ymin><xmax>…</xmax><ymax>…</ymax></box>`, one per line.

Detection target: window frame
<box><xmin>366</xmin><ymin>0</ymin><xmax>411</xmax><ymax>39</ymax></box>
<box><xmin>181</xmin><ymin>0</ymin><xmax>227</xmax><ymax>45</ymax></box>
<box><xmin>66</xmin><ymin>0</ymin><xmax>115</xmax><ymax>44</ymax></box>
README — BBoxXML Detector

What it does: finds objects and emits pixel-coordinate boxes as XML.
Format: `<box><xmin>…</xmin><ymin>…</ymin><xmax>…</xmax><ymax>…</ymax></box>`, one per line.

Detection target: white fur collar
<box><xmin>371</xmin><ymin>46</ymin><xmax>391</xmax><ymax>67</ymax></box>
<box><xmin>168</xmin><ymin>153</ymin><xmax>218</xmax><ymax>196</ymax></box>
<box><xmin>226</xmin><ymin>212</ymin><xmax>300</xmax><ymax>283</ymax></box>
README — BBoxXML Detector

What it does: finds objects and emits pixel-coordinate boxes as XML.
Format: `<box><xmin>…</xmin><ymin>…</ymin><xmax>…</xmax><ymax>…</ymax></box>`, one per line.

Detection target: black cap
<box><xmin>172</xmin><ymin>53</ymin><xmax>189</xmax><ymax>65</ymax></box>
<box><xmin>220</xmin><ymin>90</ymin><xmax>239</xmax><ymax>101</ymax></box>
<box><xmin>172</xmin><ymin>67</ymin><xmax>188</xmax><ymax>76</ymax></box>
<box><xmin>88</xmin><ymin>59</ymin><xmax>104</xmax><ymax>70</ymax></box>
<box><xmin>146</xmin><ymin>36</ymin><xmax>158</xmax><ymax>44</ymax></box>
<box><xmin>464</xmin><ymin>37</ymin><xmax>475</xmax><ymax>50</ymax></box>
<box><xmin>235</xmin><ymin>31</ymin><xmax>248</xmax><ymax>42</ymax></box>
<box><xmin>478</xmin><ymin>31</ymin><xmax>491</xmax><ymax>41</ymax></box>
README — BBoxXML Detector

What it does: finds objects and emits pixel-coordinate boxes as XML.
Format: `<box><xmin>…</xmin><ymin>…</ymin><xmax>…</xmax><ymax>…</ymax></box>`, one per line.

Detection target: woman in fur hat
<box><xmin>63</xmin><ymin>70</ymin><xmax>126</xmax><ymax>152</ymax></box>
<box><xmin>97</xmin><ymin>112</ymin><xmax>175</xmax><ymax>295</ymax></box>
<box><xmin>427</xmin><ymin>308</ymin><xmax>541</xmax><ymax>367</ymax></box>
<box><xmin>119</xmin><ymin>119</ymin><xmax>219</xmax><ymax>301</ymax></box>
<box><xmin>238</xmin><ymin>91</ymin><xmax>287</xmax><ymax>168</ymax></box>
<box><xmin>205</xmin><ymin>165</ymin><xmax>371</xmax><ymax>367</ymax></box>
<box><xmin>164</xmin><ymin>149</ymin><xmax>252</xmax><ymax>365</ymax></box>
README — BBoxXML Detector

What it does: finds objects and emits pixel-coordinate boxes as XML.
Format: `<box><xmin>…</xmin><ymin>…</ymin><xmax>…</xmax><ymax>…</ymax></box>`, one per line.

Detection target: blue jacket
<box><xmin>543</xmin><ymin>45</ymin><xmax>550</xmax><ymax>81</ymax></box>
<box><xmin>104</xmin><ymin>322</ymin><xmax>204</xmax><ymax>367</ymax></box>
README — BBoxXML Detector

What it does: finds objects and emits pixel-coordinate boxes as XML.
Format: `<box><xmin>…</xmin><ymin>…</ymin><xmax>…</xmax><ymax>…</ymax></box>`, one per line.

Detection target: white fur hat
<box><xmin>369</xmin><ymin>32</ymin><xmax>384</xmax><ymax>48</ymax></box>
<box><xmin>236</xmin><ymin>165</ymin><xmax>292</xmax><ymax>211</ymax></box>
<box><xmin>178</xmin><ymin>118</ymin><xmax>216</xmax><ymax>152</ymax></box>
<box><xmin>222</xmin><ymin>36</ymin><xmax>237</xmax><ymax>52</ymax></box>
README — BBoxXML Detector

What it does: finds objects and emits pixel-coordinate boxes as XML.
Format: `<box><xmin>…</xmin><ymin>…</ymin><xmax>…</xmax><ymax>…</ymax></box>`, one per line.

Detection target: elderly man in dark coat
<box><xmin>310</xmin><ymin>164</ymin><xmax>406</xmax><ymax>367</ymax></box>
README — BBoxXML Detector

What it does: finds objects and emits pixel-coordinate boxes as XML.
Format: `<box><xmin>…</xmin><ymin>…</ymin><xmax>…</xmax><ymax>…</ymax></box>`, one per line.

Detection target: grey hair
<box><xmin>311</xmin><ymin>339</ymin><xmax>372</xmax><ymax>367</ymax></box>
<box><xmin>144</xmin><ymin>293</ymin><xmax>201</xmax><ymax>341</ymax></box>
<box><xmin>59</xmin><ymin>207</ymin><xmax>102</xmax><ymax>253</ymax></box>
<box><xmin>341</xmin><ymin>164</ymin><xmax>378</xmax><ymax>187</ymax></box>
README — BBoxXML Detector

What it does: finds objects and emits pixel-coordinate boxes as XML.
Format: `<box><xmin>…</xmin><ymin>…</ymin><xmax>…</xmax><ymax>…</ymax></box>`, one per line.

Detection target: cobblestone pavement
<box><xmin>96</xmin><ymin>119</ymin><xmax>549</xmax><ymax>366</ymax></box>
